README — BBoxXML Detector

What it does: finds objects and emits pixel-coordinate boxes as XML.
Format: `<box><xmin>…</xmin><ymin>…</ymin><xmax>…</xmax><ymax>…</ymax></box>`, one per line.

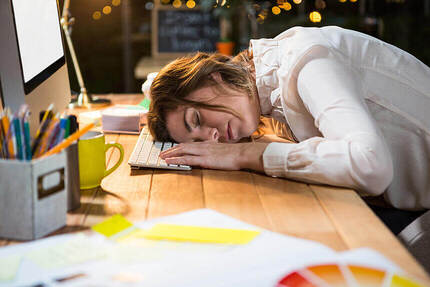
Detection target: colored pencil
<box><xmin>41</xmin><ymin>121</ymin><xmax>96</xmax><ymax>158</ymax></box>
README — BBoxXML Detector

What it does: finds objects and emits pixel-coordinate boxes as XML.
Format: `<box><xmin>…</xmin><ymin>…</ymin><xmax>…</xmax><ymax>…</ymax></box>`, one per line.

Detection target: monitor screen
<box><xmin>11</xmin><ymin>0</ymin><xmax>64</xmax><ymax>93</ymax></box>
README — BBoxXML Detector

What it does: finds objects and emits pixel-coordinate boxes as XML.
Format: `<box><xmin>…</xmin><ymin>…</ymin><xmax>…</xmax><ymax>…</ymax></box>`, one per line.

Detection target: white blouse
<box><xmin>251</xmin><ymin>26</ymin><xmax>430</xmax><ymax>210</ymax></box>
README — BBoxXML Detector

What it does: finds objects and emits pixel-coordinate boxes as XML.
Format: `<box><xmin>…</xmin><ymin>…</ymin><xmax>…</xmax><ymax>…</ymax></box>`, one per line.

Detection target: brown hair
<box><xmin>147</xmin><ymin>50</ymin><xmax>257</xmax><ymax>142</ymax></box>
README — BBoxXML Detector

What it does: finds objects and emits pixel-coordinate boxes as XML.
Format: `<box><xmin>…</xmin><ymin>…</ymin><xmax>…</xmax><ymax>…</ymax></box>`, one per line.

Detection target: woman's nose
<box><xmin>201</xmin><ymin>127</ymin><xmax>219</xmax><ymax>142</ymax></box>
<box><xmin>209</xmin><ymin>128</ymin><xmax>219</xmax><ymax>142</ymax></box>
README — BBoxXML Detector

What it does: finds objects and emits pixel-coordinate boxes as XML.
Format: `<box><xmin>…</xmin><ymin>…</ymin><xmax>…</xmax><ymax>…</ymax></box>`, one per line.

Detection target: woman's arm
<box><xmin>262</xmin><ymin>55</ymin><xmax>393</xmax><ymax>195</ymax></box>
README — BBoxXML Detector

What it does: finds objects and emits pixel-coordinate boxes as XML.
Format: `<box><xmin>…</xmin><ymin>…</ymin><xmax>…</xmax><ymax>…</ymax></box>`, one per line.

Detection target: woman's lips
<box><xmin>227</xmin><ymin>122</ymin><xmax>233</xmax><ymax>141</ymax></box>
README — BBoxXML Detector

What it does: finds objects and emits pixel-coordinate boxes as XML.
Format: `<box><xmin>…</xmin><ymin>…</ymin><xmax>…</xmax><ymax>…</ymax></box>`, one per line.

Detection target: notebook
<box><xmin>101</xmin><ymin>105</ymin><xmax>148</xmax><ymax>134</ymax></box>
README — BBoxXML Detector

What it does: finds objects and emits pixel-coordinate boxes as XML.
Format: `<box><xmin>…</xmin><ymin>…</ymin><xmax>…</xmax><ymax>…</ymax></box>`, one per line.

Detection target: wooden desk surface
<box><xmin>1</xmin><ymin>94</ymin><xmax>429</xmax><ymax>284</ymax></box>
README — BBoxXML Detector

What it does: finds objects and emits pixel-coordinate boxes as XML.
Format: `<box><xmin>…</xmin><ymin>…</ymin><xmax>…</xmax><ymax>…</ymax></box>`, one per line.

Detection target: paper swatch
<box><xmin>27</xmin><ymin>235</ymin><xmax>106</xmax><ymax>269</ymax></box>
<box><xmin>0</xmin><ymin>254</ymin><xmax>21</xmax><ymax>281</ymax></box>
<box><xmin>92</xmin><ymin>214</ymin><xmax>133</xmax><ymax>237</ymax></box>
<box><xmin>141</xmin><ymin>223</ymin><xmax>260</xmax><ymax>244</ymax></box>
<box><xmin>277</xmin><ymin>263</ymin><xmax>426</xmax><ymax>287</ymax></box>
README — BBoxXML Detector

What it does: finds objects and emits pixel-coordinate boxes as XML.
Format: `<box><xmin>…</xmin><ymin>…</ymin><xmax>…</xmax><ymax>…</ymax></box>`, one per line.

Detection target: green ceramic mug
<box><xmin>78</xmin><ymin>131</ymin><xmax>124</xmax><ymax>189</ymax></box>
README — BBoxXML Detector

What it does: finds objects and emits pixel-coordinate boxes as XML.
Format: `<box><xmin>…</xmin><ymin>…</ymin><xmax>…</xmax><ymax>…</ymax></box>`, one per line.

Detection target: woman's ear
<box><xmin>210</xmin><ymin>72</ymin><xmax>223</xmax><ymax>83</ymax></box>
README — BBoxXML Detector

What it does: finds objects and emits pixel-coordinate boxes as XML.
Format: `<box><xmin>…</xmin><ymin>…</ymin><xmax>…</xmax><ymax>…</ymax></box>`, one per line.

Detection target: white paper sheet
<box><xmin>0</xmin><ymin>209</ymin><xmax>400</xmax><ymax>287</ymax></box>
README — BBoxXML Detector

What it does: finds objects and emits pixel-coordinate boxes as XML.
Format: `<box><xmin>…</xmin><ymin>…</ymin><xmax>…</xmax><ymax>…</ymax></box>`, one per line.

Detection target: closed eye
<box><xmin>193</xmin><ymin>110</ymin><xmax>201</xmax><ymax>128</ymax></box>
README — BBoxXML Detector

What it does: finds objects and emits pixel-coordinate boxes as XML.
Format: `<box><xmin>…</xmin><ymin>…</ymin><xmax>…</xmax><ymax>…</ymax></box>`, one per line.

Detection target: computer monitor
<box><xmin>0</xmin><ymin>0</ymin><xmax>71</xmax><ymax>136</ymax></box>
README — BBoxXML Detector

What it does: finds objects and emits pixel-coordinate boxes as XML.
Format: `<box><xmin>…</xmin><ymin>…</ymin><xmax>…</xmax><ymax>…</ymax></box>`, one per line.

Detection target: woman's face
<box><xmin>165</xmin><ymin>80</ymin><xmax>260</xmax><ymax>143</ymax></box>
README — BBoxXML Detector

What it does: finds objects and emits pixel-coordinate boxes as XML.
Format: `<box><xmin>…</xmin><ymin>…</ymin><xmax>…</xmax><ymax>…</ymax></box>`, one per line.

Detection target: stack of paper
<box><xmin>101</xmin><ymin>105</ymin><xmax>147</xmax><ymax>134</ymax></box>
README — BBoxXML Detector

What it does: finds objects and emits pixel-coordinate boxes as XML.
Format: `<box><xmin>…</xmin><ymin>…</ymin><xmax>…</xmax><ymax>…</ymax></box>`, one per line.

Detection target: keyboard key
<box><xmin>148</xmin><ymin>141</ymin><xmax>163</xmax><ymax>166</ymax></box>
<box><xmin>128</xmin><ymin>129</ymin><xmax>191</xmax><ymax>171</ymax></box>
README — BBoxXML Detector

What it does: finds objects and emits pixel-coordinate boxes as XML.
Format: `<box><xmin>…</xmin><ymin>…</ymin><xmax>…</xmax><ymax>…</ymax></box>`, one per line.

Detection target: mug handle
<box><xmin>103</xmin><ymin>142</ymin><xmax>124</xmax><ymax>178</ymax></box>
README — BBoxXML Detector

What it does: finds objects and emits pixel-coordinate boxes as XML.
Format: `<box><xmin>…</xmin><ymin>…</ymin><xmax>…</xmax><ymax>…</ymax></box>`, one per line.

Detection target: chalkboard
<box><xmin>156</xmin><ymin>9</ymin><xmax>220</xmax><ymax>54</ymax></box>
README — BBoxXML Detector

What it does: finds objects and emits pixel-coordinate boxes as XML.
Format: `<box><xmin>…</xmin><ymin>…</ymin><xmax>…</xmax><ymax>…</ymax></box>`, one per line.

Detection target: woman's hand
<box><xmin>159</xmin><ymin>142</ymin><xmax>269</xmax><ymax>172</ymax></box>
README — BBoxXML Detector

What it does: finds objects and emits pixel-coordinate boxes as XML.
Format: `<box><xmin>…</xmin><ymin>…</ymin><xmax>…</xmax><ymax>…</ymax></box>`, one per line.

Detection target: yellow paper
<box><xmin>92</xmin><ymin>214</ymin><xmax>133</xmax><ymax>237</ymax></box>
<box><xmin>0</xmin><ymin>254</ymin><xmax>21</xmax><ymax>281</ymax></box>
<box><xmin>141</xmin><ymin>223</ymin><xmax>260</xmax><ymax>244</ymax></box>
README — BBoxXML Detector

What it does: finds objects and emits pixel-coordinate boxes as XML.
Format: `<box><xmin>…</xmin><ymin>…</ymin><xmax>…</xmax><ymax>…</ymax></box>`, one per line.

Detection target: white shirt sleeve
<box><xmin>262</xmin><ymin>56</ymin><xmax>394</xmax><ymax>196</ymax></box>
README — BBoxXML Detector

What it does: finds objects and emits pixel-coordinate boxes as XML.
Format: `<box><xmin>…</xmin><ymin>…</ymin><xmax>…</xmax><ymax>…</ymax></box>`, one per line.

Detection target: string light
<box><xmin>272</xmin><ymin>6</ymin><xmax>281</xmax><ymax>14</ymax></box>
<box><xmin>173</xmin><ymin>0</ymin><xmax>182</xmax><ymax>8</ymax></box>
<box><xmin>92</xmin><ymin>11</ymin><xmax>102</xmax><ymax>20</ymax></box>
<box><xmin>293</xmin><ymin>0</ymin><xmax>302</xmax><ymax>4</ymax></box>
<box><xmin>102</xmin><ymin>6</ymin><xmax>112</xmax><ymax>15</ymax></box>
<box><xmin>280</xmin><ymin>2</ymin><xmax>292</xmax><ymax>10</ymax></box>
<box><xmin>186</xmin><ymin>0</ymin><xmax>196</xmax><ymax>8</ymax></box>
<box><xmin>309</xmin><ymin>11</ymin><xmax>322</xmax><ymax>22</ymax></box>
<box><xmin>112</xmin><ymin>0</ymin><xmax>121</xmax><ymax>6</ymax></box>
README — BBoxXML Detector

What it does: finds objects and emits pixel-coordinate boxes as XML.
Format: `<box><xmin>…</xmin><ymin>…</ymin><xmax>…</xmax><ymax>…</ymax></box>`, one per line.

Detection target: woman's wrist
<box><xmin>238</xmin><ymin>142</ymin><xmax>269</xmax><ymax>172</ymax></box>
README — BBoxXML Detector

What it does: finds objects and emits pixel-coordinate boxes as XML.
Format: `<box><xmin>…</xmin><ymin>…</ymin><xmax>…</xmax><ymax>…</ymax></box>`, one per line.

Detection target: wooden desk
<box><xmin>1</xmin><ymin>94</ymin><xmax>429</xmax><ymax>284</ymax></box>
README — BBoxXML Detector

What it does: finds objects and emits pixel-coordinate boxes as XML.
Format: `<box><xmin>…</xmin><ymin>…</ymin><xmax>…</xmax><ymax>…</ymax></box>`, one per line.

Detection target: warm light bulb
<box><xmin>173</xmin><ymin>0</ymin><xmax>182</xmax><ymax>8</ymax></box>
<box><xmin>339</xmin><ymin>0</ymin><xmax>347</xmax><ymax>2</ymax></box>
<box><xmin>272</xmin><ymin>6</ymin><xmax>281</xmax><ymax>14</ymax></box>
<box><xmin>102</xmin><ymin>6</ymin><xmax>112</xmax><ymax>15</ymax></box>
<box><xmin>280</xmin><ymin>2</ymin><xmax>292</xmax><ymax>10</ymax></box>
<box><xmin>112</xmin><ymin>0</ymin><xmax>121</xmax><ymax>6</ymax></box>
<box><xmin>309</xmin><ymin>11</ymin><xmax>322</xmax><ymax>22</ymax></box>
<box><xmin>186</xmin><ymin>0</ymin><xmax>196</xmax><ymax>8</ymax></box>
<box><xmin>92</xmin><ymin>11</ymin><xmax>102</xmax><ymax>20</ymax></box>
<box><xmin>293</xmin><ymin>0</ymin><xmax>302</xmax><ymax>4</ymax></box>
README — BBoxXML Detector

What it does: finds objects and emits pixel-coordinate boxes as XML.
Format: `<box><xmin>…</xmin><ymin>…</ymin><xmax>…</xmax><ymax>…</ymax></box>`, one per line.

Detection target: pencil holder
<box><xmin>0</xmin><ymin>151</ymin><xmax>68</xmax><ymax>240</ymax></box>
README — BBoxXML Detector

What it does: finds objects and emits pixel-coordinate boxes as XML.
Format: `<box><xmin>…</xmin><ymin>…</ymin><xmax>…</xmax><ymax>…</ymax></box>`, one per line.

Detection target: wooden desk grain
<box><xmin>2</xmin><ymin>94</ymin><xmax>429</xmax><ymax>285</ymax></box>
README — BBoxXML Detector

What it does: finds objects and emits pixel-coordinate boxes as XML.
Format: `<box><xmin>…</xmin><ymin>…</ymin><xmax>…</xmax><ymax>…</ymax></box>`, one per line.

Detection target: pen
<box><xmin>1</xmin><ymin>108</ymin><xmax>13</xmax><ymax>158</ymax></box>
<box><xmin>68</xmin><ymin>115</ymin><xmax>78</xmax><ymax>134</ymax></box>
<box><xmin>35</xmin><ymin>104</ymin><xmax>53</xmax><ymax>139</ymax></box>
<box><xmin>8</xmin><ymin>115</ymin><xmax>17</xmax><ymax>159</ymax></box>
<box><xmin>3</xmin><ymin>109</ymin><xmax>15</xmax><ymax>159</ymax></box>
<box><xmin>12</xmin><ymin>115</ymin><xmax>23</xmax><ymax>160</ymax></box>
<box><xmin>0</xmin><ymin>111</ymin><xmax>4</xmax><ymax>158</ymax></box>
<box><xmin>0</xmin><ymin>119</ymin><xmax>3</xmax><ymax>159</ymax></box>
<box><xmin>18</xmin><ymin>105</ymin><xmax>28</xmax><ymax>160</ymax></box>
<box><xmin>47</xmin><ymin>118</ymin><xmax>61</xmax><ymax>150</ymax></box>
<box><xmin>31</xmin><ymin>109</ymin><xmax>53</xmax><ymax>156</ymax></box>
<box><xmin>0</xmin><ymin>111</ymin><xmax>9</xmax><ymax>158</ymax></box>
<box><xmin>56</xmin><ymin>117</ymin><xmax>67</xmax><ymax>145</ymax></box>
<box><xmin>41</xmin><ymin>121</ymin><xmax>96</xmax><ymax>158</ymax></box>
<box><xmin>23</xmin><ymin>111</ymin><xmax>32</xmax><ymax>160</ymax></box>
<box><xmin>64</xmin><ymin>117</ymin><xmax>70</xmax><ymax>138</ymax></box>
<box><xmin>35</xmin><ymin>117</ymin><xmax>58</xmax><ymax>157</ymax></box>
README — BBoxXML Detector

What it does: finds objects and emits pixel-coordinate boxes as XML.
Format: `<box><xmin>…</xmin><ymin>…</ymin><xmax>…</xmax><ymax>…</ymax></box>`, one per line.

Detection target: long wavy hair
<box><xmin>147</xmin><ymin>50</ymin><xmax>258</xmax><ymax>142</ymax></box>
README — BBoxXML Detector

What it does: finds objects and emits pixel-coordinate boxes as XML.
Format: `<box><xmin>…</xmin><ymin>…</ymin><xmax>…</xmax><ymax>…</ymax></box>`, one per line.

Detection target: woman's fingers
<box><xmin>160</xmin><ymin>142</ymin><xmax>269</xmax><ymax>172</ymax></box>
<box><xmin>160</xmin><ymin>143</ymin><xmax>210</xmax><ymax>158</ymax></box>
<box><xmin>160</xmin><ymin>142</ymin><xmax>242</xmax><ymax>170</ymax></box>
<box><xmin>165</xmin><ymin>155</ymin><xmax>207</xmax><ymax>168</ymax></box>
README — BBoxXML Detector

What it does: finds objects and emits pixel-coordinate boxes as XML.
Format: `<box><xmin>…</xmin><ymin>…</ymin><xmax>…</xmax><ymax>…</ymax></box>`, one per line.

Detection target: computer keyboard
<box><xmin>128</xmin><ymin>127</ymin><xmax>191</xmax><ymax>171</ymax></box>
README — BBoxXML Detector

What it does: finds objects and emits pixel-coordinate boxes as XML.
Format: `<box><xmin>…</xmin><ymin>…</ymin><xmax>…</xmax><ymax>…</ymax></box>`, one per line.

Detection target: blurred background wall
<box><xmin>59</xmin><ymin>0</ymin><xmax>430</xmax><ymax>95</ymax></box>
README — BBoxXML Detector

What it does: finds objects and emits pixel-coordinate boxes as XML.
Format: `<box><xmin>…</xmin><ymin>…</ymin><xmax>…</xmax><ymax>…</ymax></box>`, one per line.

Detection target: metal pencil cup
<box><xmin>0</xmin><ymin>151</ymin><xmax>68</xmax><ymax>240</ymax></box>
